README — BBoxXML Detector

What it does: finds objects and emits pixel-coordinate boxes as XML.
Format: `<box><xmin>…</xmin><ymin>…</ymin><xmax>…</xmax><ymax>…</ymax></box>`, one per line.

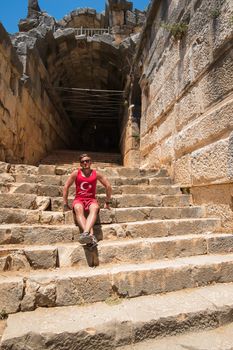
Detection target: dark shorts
<box><xmin>73</xmin><ymin>198</ymin><xmax>99</xmax><ymax>212</ymax></box>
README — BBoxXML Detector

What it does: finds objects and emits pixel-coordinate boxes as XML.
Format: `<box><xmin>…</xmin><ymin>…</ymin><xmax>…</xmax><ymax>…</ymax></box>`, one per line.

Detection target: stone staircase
<box><xmin>0</xmin><ymin>156</ymin><xmax>233</xmax><ymax>349</ymax></box>
<box><xmin>41</xmin><ymin>150</ymin><xmax>122</xmax><ymax>167</ymax></box>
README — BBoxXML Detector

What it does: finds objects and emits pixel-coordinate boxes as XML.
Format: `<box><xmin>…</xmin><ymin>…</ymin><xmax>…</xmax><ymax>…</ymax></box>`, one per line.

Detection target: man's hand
<box><xmin>104</xmin><ymin>201</ymin><xmax>111</xmax><ymax>210</ymax></box>
<box><xmin>63</xmin><ymin>204</ymin><xmax>71</xmax><ymax>212</ymax></box>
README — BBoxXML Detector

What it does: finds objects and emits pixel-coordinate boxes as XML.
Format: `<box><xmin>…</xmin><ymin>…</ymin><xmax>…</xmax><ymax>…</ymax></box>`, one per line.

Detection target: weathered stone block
<box><xmin>175</xmin><ymin>101</ymin><xmax>233</xmax><ymax>158</ymax></box>
<box><xmin>14</xmin><ymin>174</ymin><xmax>36</xmax><ymax>183</ymax></box>
<box><xmin>21</xmin><ymin>279</ymin><xmax>57</xmax><ymax>311</ymax></box>
<box><xmin>162</xmin><ymin>194</ymin><xmax>192</xmax><ymax>207</ymax></box>
<box><xmin>40</xmin><ymin>211</ymin><xmax>64</xmax><ymax>225</ymax></box>
<box><xmin>14</xmin><ymin>183</ymin><xmax>38</xmax><ymax>195</ymax></box>
<box><xmin>0</xmin><ymin>277</ymin><xmax>24</xmax><ymax>313</ymax></box>
<box><xmin>190</xmin><ymin>27</ymin><xmax>212</xmax><ymax>80</ymax></box>
<box><xmin>37</xmin><ymin>185</ymin><xmax>62</xmax><ymax>197</ymax></box>
<box><xmin>160</xmin><ymin>136</ymin><xmax>175</xmax><ymax>164</ymax></box>
<box><xmin>191</xmin><ymin>182</ymin><xmax>233</xmax><ymax>231</ymax></box>
<box><xmin>56</xmin><ymin>274</ymin><xmax>112</xmax><ymax>306</ymax></box>
<box><xmin>0</xmin><ymin>209</ymin><xmax>27</xmax><ymax>224</ymax></box>
<box><xmin>175</xmin><ymin>87</ymin><xmax>203</xmax><ymax>131</ymax></box>
<box><xmin>0</xmin><ymin>226</ymin><xmax>78</xmax><ymax>245</ymax></box>
<box><xmin>0</xmin><ymin>251</ymin><xmax>30</xmax><ymax>272</ymax></box>
<box><xmin>35</xmin><ymin>196</ymin><xmax>50</xmax><ymax>210</ymax></box>
<box><xmin>174</xmin><ymin>154</ymin><xmax>192</xmax><ymax>186</ymax></box>
<box><xmin>0</xmin><ymin>173</ymin><xmax>15</xmax><ymax>184</ymax></box>
<box><xmin>151</xmin><ymin>236</ymin><xmax>207</xmax><ymax>260</ymax></box>
<box><xmin>0</xmin><ymin>194</ymin><xmax>37</xmax><ymax>209</ymax></box>
<box><xmin>36</xmin><ymin>175</ymin><xmax>62</xmax><ymax>186</ymax></box>
<box><xmin>191</xmin><ymin>138</ymin><xmax>233</xmax><ymax>185</ymax></box>
<box><xmin>114</xmin><ymin>208</ymin><xmax>148</xmax><ymax>223</ymax></box>
<box><xmin>201</xmin><ymin>49</ymin><xmax>233</xmax><ymax>110</ymax></box>
<box><xmin>38</xmin><ymin>165</ymin><xmax>56</xmax><ymax>175</ymax></box>
<box><xmin>10</xmin><ymin>165</ymin><xmax>38</xmax><ymax>175</ymax></box>
<box><xmin>24</xmin><ymin>247</ymin><xmax>58</xmax><ymax>269</ymax></box>
<box><xmin>99</xmin><ymin>241</ymin><xmax>152</xmax><ymax>265</ymax></box>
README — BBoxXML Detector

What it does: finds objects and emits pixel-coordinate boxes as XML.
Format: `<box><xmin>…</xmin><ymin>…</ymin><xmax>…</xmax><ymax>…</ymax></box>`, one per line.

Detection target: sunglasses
<box><xmin>80</xmin><ymin>159</ymin><xmax>91</xmax><ymax>164</ymax></box>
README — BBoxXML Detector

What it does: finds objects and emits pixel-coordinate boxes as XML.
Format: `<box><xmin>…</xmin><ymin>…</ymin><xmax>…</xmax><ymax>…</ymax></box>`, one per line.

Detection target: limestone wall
<box><xmin>136</xmin><ymin>0</ymin><xmax>233</xmax><ymax>230</ymax></box>
<box><xmin>120</xmin><ymin>104</ymin><xmax>140</xmax><ymax>167</ymax></box>
<box><xmin>0</xmin><ymin>23</ymin><xmax>71</xmax><ymax>164</ymax></box>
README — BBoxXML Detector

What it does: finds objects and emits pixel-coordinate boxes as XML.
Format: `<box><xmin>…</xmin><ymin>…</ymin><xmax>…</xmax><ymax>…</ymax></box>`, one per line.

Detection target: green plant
<box><xmin>0</xmin><ymin>309</ymin><xmax>8</xmax><ymax>320</ymax></box>
<box><xmin>161</xmin><ymin>22</ymin><xmax>188</xmax><ymax>40</ymax></box>
<box><xmin>210</xmin><ymin>8</ymin><xmax>221</xmax><ymax>18</ymax></box>
<box><xmin>105</xmin><ymin>295</ymin><xmax>123</xmax><ymax>306</ymax></box>
<box><xmin>132</xmin><ymin>132</ymin><xmax>140</xmax><ymax>141</ymax></box>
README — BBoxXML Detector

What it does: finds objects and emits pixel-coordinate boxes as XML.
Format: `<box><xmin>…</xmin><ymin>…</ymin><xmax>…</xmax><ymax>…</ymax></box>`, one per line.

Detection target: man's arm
<box><xmin>96</xmin><ymin>171</ymin><xmax>112</xmax><ymax>209</ymax></box>
<box><xmin>63</xmin><ymin>171</ymin><xmax>77</xmax><ymax>210</ymax></box>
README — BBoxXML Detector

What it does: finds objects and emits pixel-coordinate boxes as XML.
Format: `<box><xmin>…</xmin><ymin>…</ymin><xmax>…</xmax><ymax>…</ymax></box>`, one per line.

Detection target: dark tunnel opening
<box><xmin>46</xmin><ymin>37</ymin><xmax>128</xmax><ymax>154</ymax></box>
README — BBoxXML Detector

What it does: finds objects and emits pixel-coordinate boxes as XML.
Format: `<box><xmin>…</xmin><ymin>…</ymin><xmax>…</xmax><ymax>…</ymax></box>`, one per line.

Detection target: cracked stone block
<box><xmin>0</xmin><ymin>277</ymin><xmax>24</xmax><ymax>313</ymax></box>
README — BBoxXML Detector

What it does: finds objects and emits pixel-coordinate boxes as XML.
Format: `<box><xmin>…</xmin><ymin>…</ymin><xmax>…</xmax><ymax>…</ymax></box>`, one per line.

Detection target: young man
<box><xmin>63</xmin><ymin>153</ymin><xmax>112</xmax><ymax>248</ymax></box>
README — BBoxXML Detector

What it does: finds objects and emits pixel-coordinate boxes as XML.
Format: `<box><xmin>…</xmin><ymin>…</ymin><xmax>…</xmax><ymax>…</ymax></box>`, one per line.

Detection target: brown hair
<box><xmin>79</xmin><ymin>153</ymin><xmax>91</xmax><ymax>162</ymax></box>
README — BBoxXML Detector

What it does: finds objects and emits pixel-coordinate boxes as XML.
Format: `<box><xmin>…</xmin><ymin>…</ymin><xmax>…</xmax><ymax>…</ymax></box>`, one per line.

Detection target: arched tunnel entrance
<box><xmin>55</xmin><ymin>87</ymin><xmax>123</xmax><ymax>152</ymax></box>
<box><xmin>47</xmin><ymin>35</ymin><xmax>129</xmax><ymax>154</ymax></box>
<box><xmin>6</xmin><ymin>0</ymin><xmax>145</xmax><ymax>164</ymax></box>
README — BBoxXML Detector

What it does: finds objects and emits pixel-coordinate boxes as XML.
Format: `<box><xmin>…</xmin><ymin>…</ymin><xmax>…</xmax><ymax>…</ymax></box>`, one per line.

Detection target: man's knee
<box><xmin>74</xmin><ymin>204</ymin><xmax>84</xmax><ymax>215</ymax></box>
<box><xmin>89</xmin><ymin>203</ymin><xmax>100</xmax><ymax>213</ymax></box>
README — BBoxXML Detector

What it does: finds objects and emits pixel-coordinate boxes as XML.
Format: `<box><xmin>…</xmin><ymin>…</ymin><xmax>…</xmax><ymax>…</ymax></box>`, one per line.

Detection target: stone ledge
<box><xmin>118</xmin><ymin>322</ymin><xmax>233</xmax><ymax>350</ymax></box>
<box><xmin>1</xmin><ymin>232</ymin><xmax>230</xmax><ymax>271</ymax></box>
<box><xmin>2</xmin><ymin>282</ymin><xmax>233</xmax><ymax>348</ymax></box>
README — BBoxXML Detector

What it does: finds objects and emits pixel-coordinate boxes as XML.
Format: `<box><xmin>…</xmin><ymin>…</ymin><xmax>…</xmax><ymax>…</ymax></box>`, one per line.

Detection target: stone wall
<box><xmin>0</xmin><ymin>23</ymin><xmax>71</xmax><ymax>164</ymax></box>
<box><xmin>120</xmin><ymin>104</ymin><xmax>140</xmax><ymax>167</ymax></box>
<box><xmin>58</xmin><ymin>9</ymin><xmax>105</xmax><ymax>29</ymax></box>
<box><xmin>134</xmin><ymin>0</ymin><xmax>233</xmax><ymax>230</ymax></box>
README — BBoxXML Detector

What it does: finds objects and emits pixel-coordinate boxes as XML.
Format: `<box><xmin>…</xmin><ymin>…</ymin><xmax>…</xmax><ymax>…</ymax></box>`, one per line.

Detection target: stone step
<box><xmin>96</xmin><ymin>217</ymin><xmax>220</xmax><ymax>240</ymax></box>
<box><xmin>0</xmin><ymin>218</ymin><xmax>220</xmax><ymax>245</ymax></box>
<box><xmin>0</xmin><ymin>194</ymin><xmax>50</xmax><ymax>210</ymax></box>
<box><xmin>2</xmin><ymin>282</ymin><xmax>233</xmax><ymax>349</ymax></box>
<box><xmin>0</xmin><ymin>206</ymin><xmax>205</xmax><ymax>225</ymax></box>
<box><xmin>0</xmin><ymin>233</ymin><xmax>232</xmax><ymax>272</ymax></box>
<box><xmin>0</xmin><ymin>225</ymin><xmax>78</xmax><ymax>245</ymax></box>
<box><xmin>46</xmin><ymin>162</ymin><xmax>123</xmax><ymax>169</ymax></box>
<box><xmin>0</xmin><ymin>245</ymin><xmax>58</xmax><ymax>271</ymax></box>
<box><xmin>118</xmin><ymin>322</ymin><xmax>233</xmax><ymax>350</ymax></box>
<box><xmin>1</xmin><ymin>254</ymin><xmax>233</xmax><ymax>314</ymax></box>
<box><xmin>52</xmin><ymin>194</ymin><xmax>193</xmax><ymax>210</ymax></box>
<box><xmin>2</xmin><ymin>283</ymin><xmax>233</xmax><ymax>350</ymax></box>
<box><xmin>11</xmin><ymin>173</ymin><xmax>171</xmax><ymax>186</ymax></box>
<box><xmin>5</xmin><ymin>163</ymin><xmax>160</xmax><ymax>176</ymax></box>
<box><xmin>2</xmin><ymin>162</ymin><xmax>166</xmax><ymax>178</ymax></box>
<box><xmin>0</xmin><ymin>192</ymin><xmax>192</xmax><ymax>210</ymax></box>
<box><xmin>6</xmin><ymin>183</ymin><xmax>179</xmax><ymax>197</ymax></box>
<box><xmin>24</xmin><ymin>165</ymin><xmax>168</xmax><ymax>177</ymax></box>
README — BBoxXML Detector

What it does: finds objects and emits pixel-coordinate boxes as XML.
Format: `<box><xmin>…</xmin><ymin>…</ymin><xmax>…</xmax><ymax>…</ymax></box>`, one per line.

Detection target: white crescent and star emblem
<box><xmin>80</xmin><ymin>182</ymin><xmax>92</xmax><ymax>191</ymax></box>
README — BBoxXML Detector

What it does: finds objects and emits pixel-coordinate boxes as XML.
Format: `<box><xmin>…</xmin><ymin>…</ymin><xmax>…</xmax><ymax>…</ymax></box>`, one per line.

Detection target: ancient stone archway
<box><xmin>47</xmin><ymin>35</ymin><xmax>127</xmax><ymax>152</ymax></box>
<box><xmin>0</xmin><ymin>0</ymin><xmax>145</xmax><ymax>163</ymax></box>
<box><xmin>8</xmin><ymin>0</ymin><xmax>145</xmax><ymax>159</ymax></box>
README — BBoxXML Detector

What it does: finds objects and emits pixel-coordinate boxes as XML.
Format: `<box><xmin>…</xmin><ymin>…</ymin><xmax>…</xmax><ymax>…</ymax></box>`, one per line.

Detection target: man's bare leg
<box><xmin>73</xmin><ymin>203</ymin><xmax>86</xmax><ymax>231</ymax></box>
<box><xmin>74</xmin><ymin>203</ymin><xmax>98</xmax><ymax>245</ymax></box>
<box><xmin>84</xmin><ymin>203</ymin><xmax>100</xmax><ymax>234</ymax></box>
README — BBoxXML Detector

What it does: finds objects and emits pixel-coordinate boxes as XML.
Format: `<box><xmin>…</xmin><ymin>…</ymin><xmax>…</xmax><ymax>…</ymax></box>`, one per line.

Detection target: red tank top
<box><xmin>75</xmin><ymin>169</ymin><xmax>97</xmax><ymax>199</ymax></box>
